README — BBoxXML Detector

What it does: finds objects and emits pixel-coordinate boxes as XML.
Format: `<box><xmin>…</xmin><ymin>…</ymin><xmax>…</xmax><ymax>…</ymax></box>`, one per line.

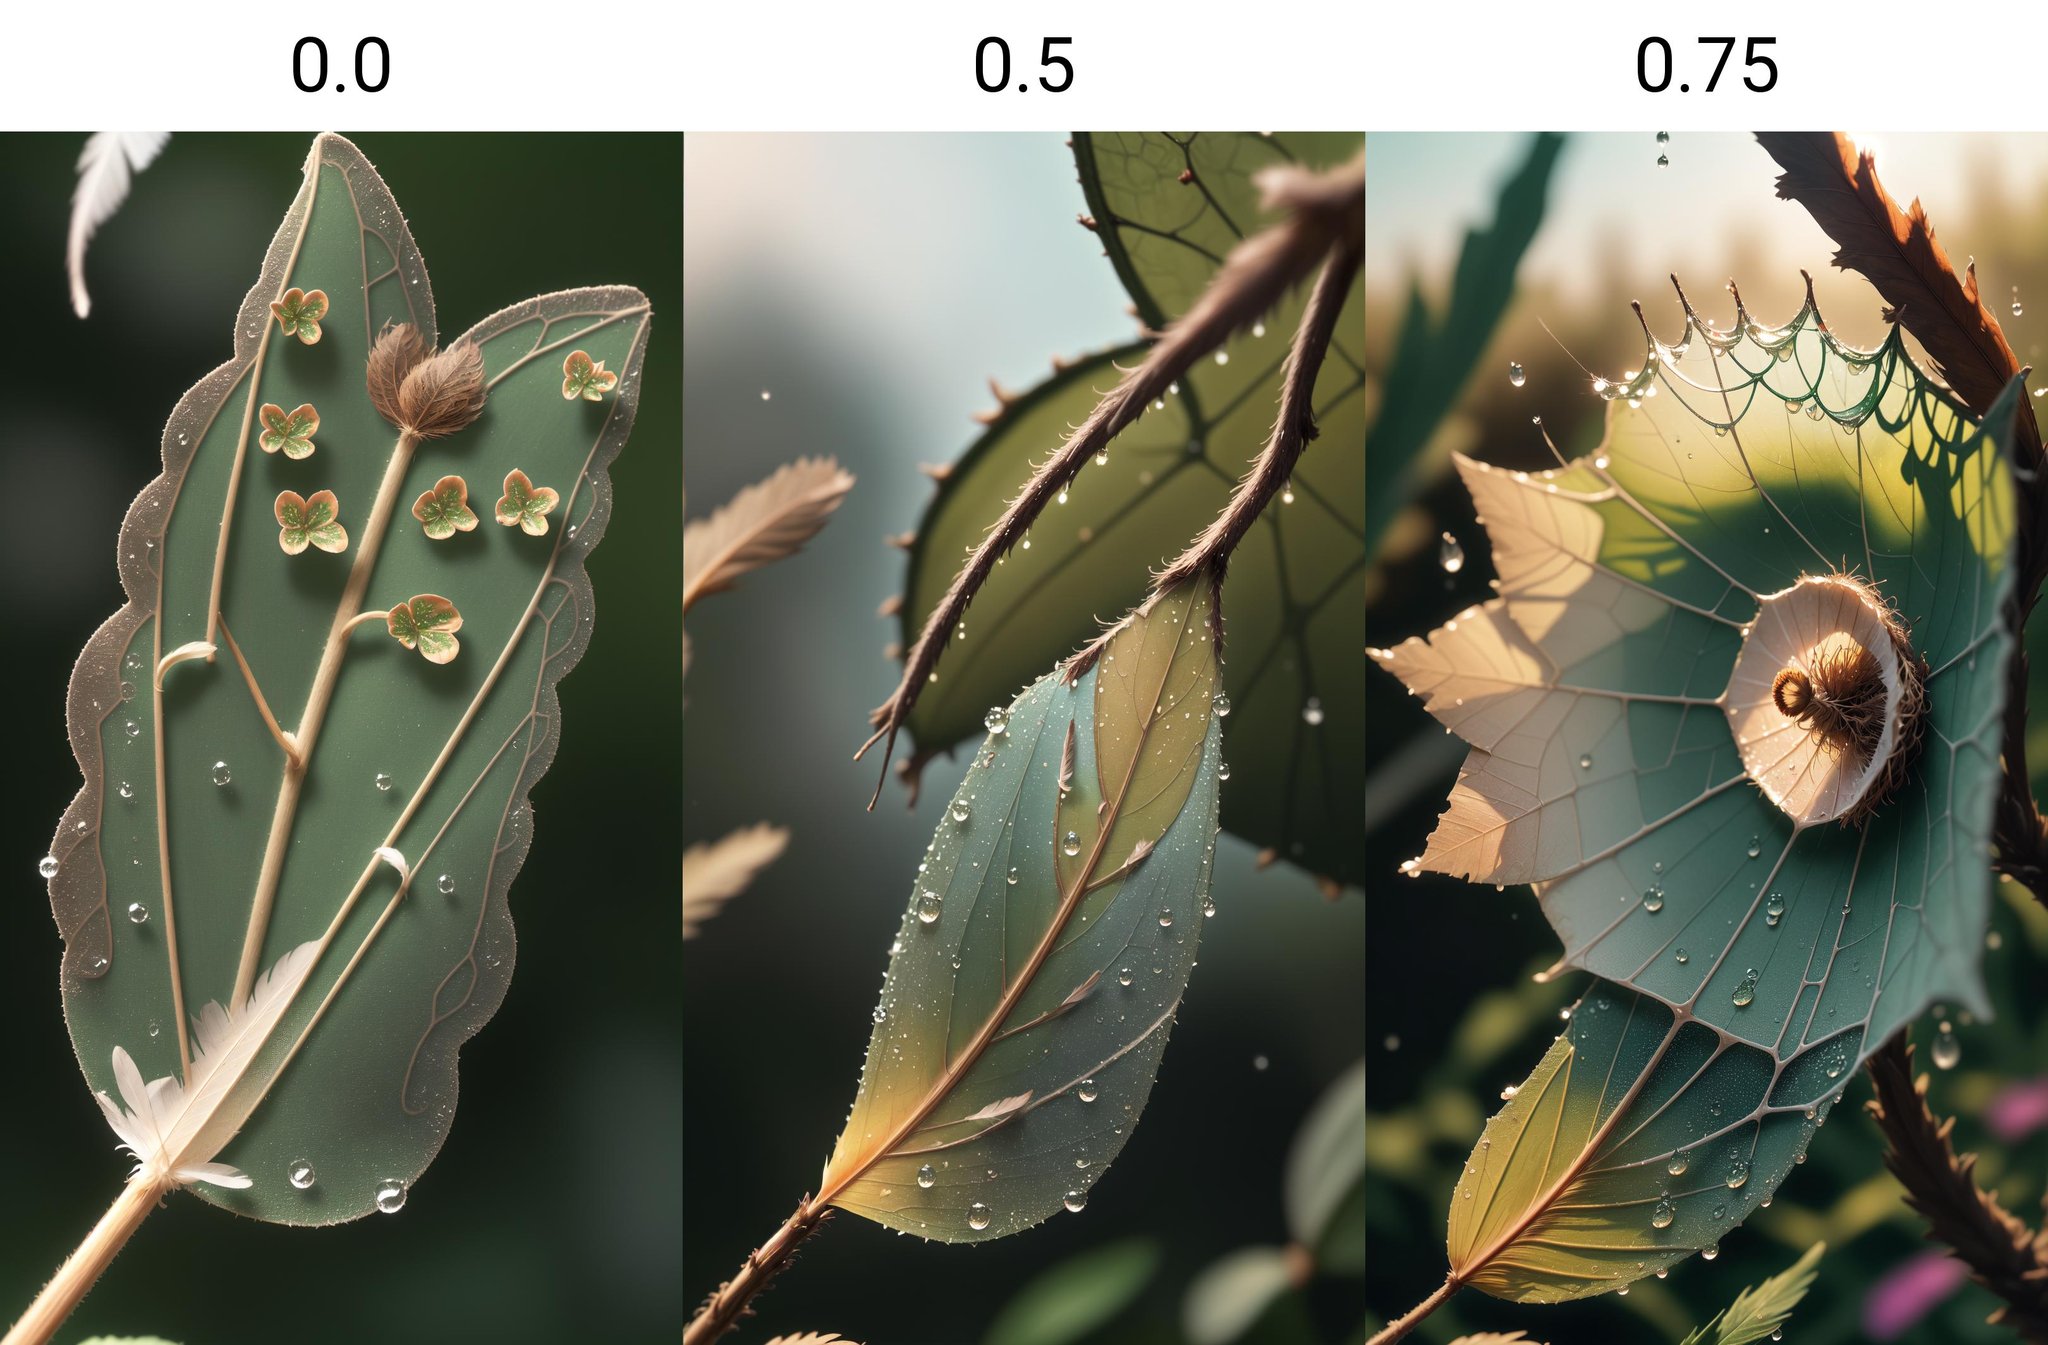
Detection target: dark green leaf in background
<box><xmin>896</xmin><ymin>132</ymin><xmax>1363</xmax><ymax>887</ymax></box>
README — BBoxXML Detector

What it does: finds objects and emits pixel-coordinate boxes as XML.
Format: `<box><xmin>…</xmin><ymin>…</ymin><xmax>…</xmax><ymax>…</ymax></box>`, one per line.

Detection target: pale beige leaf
<box><xmin>682</xmin><ymin>823</ymin><xmax>789</xmax><ymax>938</ymax></box>
<box><xmin>1450</xmin><ymin>1334</ymin><xmax>1544</xmax><ymax>1345</ymax></box>
<box><xmin>1373</xmin><ymin>454</ymin><xmax>1727</xmax><ymax>886</ymax></box>
<box><xmin>682</xmin><ymin>457</ymin><xmax>854</xmax><ymax>610</ymax></box>
<box><xmin>765</xmin><ymin>1335</ymin><xmax>861</xmax><ymax>1345</ymax></box>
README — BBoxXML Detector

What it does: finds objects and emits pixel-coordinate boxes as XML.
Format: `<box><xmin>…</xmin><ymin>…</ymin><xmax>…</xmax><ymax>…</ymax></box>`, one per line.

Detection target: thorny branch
<box><xmin>854</xmin><ymin>153</ymin><xmax>1364</xmax><ymax>805</ymax></box>
<box><xmin>1757</xmin><ymin>131</ymin><xmax>2048</xmax><ymax>908</ymax></box>
<box><xmin>1865</xmin><ymin>1035</ymin><xmax>2048</xmax><ymax>1343</ymax></box>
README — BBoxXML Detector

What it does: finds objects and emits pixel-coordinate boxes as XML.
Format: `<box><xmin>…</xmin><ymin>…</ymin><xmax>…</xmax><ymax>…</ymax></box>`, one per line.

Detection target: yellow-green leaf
<box><xmin>821</xmin><ymin>581</ymin><xmax>1223</xmax><ymax>1240</ymax></box>
<box><xmin>1447</xmin><ymin>981</ymin><xmax>1836</xmax><ymax>1301</ymax></box>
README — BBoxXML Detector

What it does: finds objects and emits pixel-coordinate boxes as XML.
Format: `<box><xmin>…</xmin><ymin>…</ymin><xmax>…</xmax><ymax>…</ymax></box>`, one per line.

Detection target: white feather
<box><xmin>373</xmin><ymin>845</ymin><xmax>411</xmax><ymax>891</ymax></box>
<box><xmin>67</xmin><ymin>132</ymin><xmax>169</xmax><ymax>319</ymax></box>
<box><xmin>93</xmin><ymin>940</ymin><xmax>320</xmax><ymax>1189</ymax></box>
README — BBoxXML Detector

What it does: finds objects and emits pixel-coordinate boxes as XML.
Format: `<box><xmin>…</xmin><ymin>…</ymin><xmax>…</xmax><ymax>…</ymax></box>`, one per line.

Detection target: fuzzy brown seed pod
<box><xmin>395</xmin><ymin>340</ymin><xmax>486</xmax><ymax>440</ymax></box>
<box><xmin>365</xmin><ymin>323</ymin><xmax>431</xmax><ymax>429</ymax></box>
<box><xmin>1728</xmin><ymin>572</ymin><xmax>1929</xmax><ymax>827</ymax></box>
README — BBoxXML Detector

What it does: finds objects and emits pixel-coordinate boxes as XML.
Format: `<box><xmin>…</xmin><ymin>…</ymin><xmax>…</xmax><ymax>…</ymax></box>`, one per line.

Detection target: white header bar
<box><xmin>0</xmin><ymin>1</ymin><xmax>1367</xmax><ymax>130</ymax></box>
<box><xmin>1363</xmin><ymin>2</ymin><xmax>2048</xmax><ymax>132</ymax></box>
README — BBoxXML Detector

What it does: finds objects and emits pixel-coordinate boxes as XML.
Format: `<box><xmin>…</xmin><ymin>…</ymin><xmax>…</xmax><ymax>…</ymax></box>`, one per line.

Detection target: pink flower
<box><xmin>1987</xmin><ymin>1076</ymin><xmax>2048</xmax><ymax>1142</ymax></box>
<box><xmin>1863</xmin><ymin>1250</ymin><xmax>1966</xmax><ymax>1339</ymax></box>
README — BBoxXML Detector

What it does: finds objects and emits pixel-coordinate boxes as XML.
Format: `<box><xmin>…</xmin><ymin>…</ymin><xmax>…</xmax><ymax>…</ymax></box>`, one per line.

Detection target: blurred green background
<box><xmin>683</xmin><ymin>134</ymin><xmax>1364</xmax><ymax>1344</ymax></box>
<box><xmin>0</xmin><ymin>134</ymin><xmax>680</xmax><ymax>1342</ymax></box>
<box><xmin>1366</xmin><ymin>132</ymin><xmax>2048</xmax><ymax>1343</ymax></box>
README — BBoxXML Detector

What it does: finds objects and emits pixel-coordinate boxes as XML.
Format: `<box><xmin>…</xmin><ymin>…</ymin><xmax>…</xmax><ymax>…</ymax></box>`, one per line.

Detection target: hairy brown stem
<box><xmin>855</xmin><ymin>153</ymin><xmax>1364</xmax><ymax>803</ymax></box>
<box><xmin>1158</xmin><ymin>232</ymin><xmax>1362</xmax><ymax>596</ymax></box>
<box><xmin>1367</xmin><ymin>1275</ymin><xmax>1459</xmax><ymax>1345</ymax></box>
<box><xmin>684</xmin><ymin>1197</ymin><xmax>831</xmax><ymax>1345</ymax></box>
<box><xmin>1866</xmin><ymin>1034</ymin><xmax>2048</xmax><ymax>1342</ymax></box>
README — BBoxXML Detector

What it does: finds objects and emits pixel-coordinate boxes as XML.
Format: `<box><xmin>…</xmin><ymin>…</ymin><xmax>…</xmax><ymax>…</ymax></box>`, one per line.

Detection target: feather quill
<box><xmin>93</xmin><ymin>941</ymin><xmax>320</xmax><ymax>1189</ymax></box>
<box><xmin>682</xmin><ymin>823</ymin><xmax>788</xmax><ymax>938</ymax></box>
<box><xmin>67</xmin><ymin>132</ymin><xmax>169</xmax><ymax>319</ymax></box>
<box><xmin>682</xmin><ymin>457</ymin><xmax>854</xmax><ymax>611</ymax></box>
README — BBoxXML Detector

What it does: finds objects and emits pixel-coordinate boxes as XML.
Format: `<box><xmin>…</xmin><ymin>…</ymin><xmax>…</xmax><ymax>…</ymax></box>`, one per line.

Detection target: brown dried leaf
<box><xmin>682</xmin><ymin>823</ymin><xmax>789</xmax><ymax>939</ymax></box>
<box><xmin>682</xmin><ymin>457</ymin><xmax>854</xmax><ymax>612</ymax></box>
<box><xmin>1755</xmin><ymin>132</ymin><xmax>2039</xmax><ymax>453</ymax></box>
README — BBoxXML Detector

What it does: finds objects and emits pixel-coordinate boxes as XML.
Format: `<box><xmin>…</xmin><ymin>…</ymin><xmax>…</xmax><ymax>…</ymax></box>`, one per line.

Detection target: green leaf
<box><xmin>46</xmin><ymin>132</ymin><xmax>649</xmax><ymax>1222</ymax></box>
<box><xmin>257</xmin><ymin>401</ymin><xmax>319</xmax><ymax>459</ymax></box>
<box><xmin>1443</xmin><ymin>981</ymin><xmax>1834</xmax><ymax>1301</ymax></box>
<box><xmin>1364</xmin><ymin>132</ymin><xmax>1563</xmax><ymax>559</ymax></box>
<box><xmin>983</xmin><ymin>1237</ymin><xmax>1161</xmax><ymax>1345</ymax></box>
<box><xmin>898</xmin><ymin>132</ymin><xmax>1362</xmax><ymax>887</ymax></box>
<box><xmin>386</xmin><ymin>593</ymin><xmax>464</xmax><ymax>665</ymax></box>
<box><xmin>1183</xmin><ymin>1247</ymin><xmax>1298</xmax><ymax>1345</ymax></box>
<box><xmin>411</xmin><ymin>474</ymin><xmax>479</xmax><ymax>540</ymax></box>
<box><xmin>1381</xmin><ymin>299</ymin><xmax>2016</xmax><ymax>1072</ymax></box>
<box><xmin>1285</xmin><ymin>1058</ymin><xmax>1365</xmax><ymax>1271</ymax></box>
<box><xmin>1678</xmin><ymin>1242</ymin><xmax>1825</xmax><ymax>1345</ymax></box>
<box><xmin>822</xmin><ymin>581</ymin><xmax>1223</xmax><ymax>1239</ymax></box>
<box><xmin>495</xmin><ymin>468</ymin><xmax>560</xmax><ymax>536</ymax></box>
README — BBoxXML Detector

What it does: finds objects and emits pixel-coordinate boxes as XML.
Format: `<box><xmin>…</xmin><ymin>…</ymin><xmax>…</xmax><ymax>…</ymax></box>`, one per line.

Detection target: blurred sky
<box><xmin>684</xmin><ymin>134</ymin><xmax>1364</xmax><ymax>1345</ymax></box>
<box><xmin>686</xmin><ymin>133</ymin><xmax>1134</xmax><ymax>451</ymax></box>
<box><xmin>1370</xmin><ymin>132</ymin><xmax>2048</xmax><ymax>336</ymax></box>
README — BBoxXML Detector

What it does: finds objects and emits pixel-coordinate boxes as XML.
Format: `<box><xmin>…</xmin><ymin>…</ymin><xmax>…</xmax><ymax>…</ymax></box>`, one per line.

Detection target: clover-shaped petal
<box><xmin>269</xmin><ymin>286</ymin><xmax>329</xmax><ymax>345</ymax></box>
<box><xmin>495</xmin><ymin>468</ymin><xmax>560</xmax><ymax>536</ymax></box>
<box><xmin>412</xmin><ymin>474</ymin><xmax>479</xmax><ymax>541</ymax></box>
<box><xmin>275</xmin><ymin>489</ymin><xmax>348</xmax><ymax>555</ymax></box>
<box><xmin>258</xmin><ymin>402</ymin><xmax>320</xmax><ymax>459</ymax></box>
<box><xmin>1376</xmin><ymin>290</ymin><xmax>2016</xmax><ymax>1061</ymax></box>
<box><xmin>561</xmin><ymin>349</ymin><xmax>618</xmax><ymax>401</ymax></box>
<box><xmin>387</xmin><ymin>594</ymin><xmax>463</xmax><ymax>665</ymax></box>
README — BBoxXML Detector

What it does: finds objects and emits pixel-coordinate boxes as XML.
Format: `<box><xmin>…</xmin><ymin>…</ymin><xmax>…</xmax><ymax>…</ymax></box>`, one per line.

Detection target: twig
<box><xmin>1068</xmin><ymin>230</ymin><xmax>1362</xmax><ymax>682</ymax></box>
<box><xmin>1366</xmin><ymin>1275</ymin><xmax>1459</xmax><ymax>1345</ymax></box>
<box><xmin>3</xmin><ymin>1177</ymin><xmax>169</xmax><ymax>1345</ymax></box>
<box><xmin>1865</xmin><ymin>1033</ymin><xmax>2048</xmax><ymax>1342</ymax></box>
<box><xmin>1157</xmin><ymin>233</ymin><xmax>1363</xmax><ymax>594</ymax></box>
<box><xmin>855</xmin><ymin>153</ymin><xmax>1364</xmax><ymax>804</ymax></box>
<box><xmin>684</xmin><ymin>1198</ymin><xmax>832</xmax><ymax>1345</ymax></box>
<box><xmin>1756</xmin><ymin>131</ymin><xmax>2048</xmax><ymax>908</ymax></box>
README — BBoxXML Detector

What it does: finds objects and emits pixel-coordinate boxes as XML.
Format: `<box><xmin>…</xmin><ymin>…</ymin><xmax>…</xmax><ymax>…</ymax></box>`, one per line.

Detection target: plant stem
<box><xmin>1156</xmin><ymin>233</ymin><xmax>1362</xmax><ymax>599</ymax></box>
<box><xmin>684</xmin><ymin>1197</ymin><xmax>830</xmax><ymax>1345</ymax></box>
<box><xmin>1367</xmin><ymin>1275</ymin><xmax>1459</xmax><ymax>1345</ymax></box>
<box><xmin>1865</xmin><ymin>1033</ymin><xmax>2048</xmax><ymax>1340</ymax></box>
<box><xmin>233</xmin><ymin>429</ymin><xmax>418</xmax><ymax>1002</ymax></box>
<box><xmin>855</xmin><ymin>154</ymin><xmax>1363</xmax><ymax>801</ymax></box>
<box><xmin>3</xmin><ymin>1177</ymin><xmax>168</xmax><ymax>1345</ymax></box>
